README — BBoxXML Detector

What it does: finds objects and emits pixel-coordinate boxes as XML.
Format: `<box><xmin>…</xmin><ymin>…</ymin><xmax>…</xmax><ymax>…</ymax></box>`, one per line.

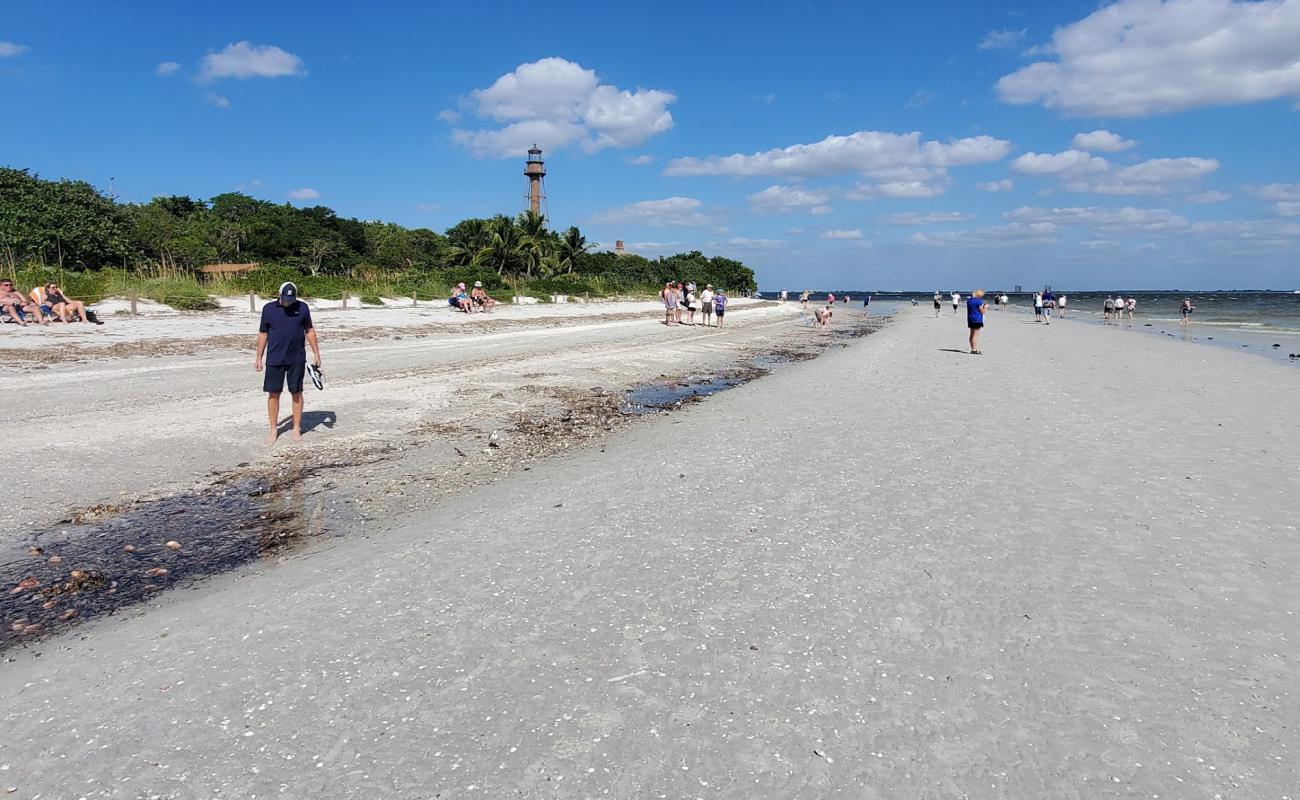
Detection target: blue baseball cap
<box><xmin>279</xmin><ymin>281</ymin><xmax>298</xmax><ymax>303</ymax></box>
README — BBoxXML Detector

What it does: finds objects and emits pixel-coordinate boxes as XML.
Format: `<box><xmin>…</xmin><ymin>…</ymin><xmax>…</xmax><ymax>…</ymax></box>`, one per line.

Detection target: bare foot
<box><xmin>291</xmin><ymin>430</ymin><xmax>304</xmax><ymax>442</ymax></box>
<box><xmin>266</xmin><ymin>430</ymin><xmax>278</xmax><ymax>444</ymax></box>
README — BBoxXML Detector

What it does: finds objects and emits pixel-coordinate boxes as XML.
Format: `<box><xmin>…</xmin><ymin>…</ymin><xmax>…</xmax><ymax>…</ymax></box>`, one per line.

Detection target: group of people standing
<box><xmin>1103</xmin><ymin>295</ymin><xmax>1137</xmax><ymax>321</ymax></box>
<box><xmin>661</xmin><ymin>281</ymin><xmax>728</xmax><ymax>328</ymax></box>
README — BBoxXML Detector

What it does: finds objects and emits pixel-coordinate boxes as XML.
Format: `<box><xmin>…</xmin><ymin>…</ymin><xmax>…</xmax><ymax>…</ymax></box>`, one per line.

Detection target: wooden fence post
<box><xmin>249</xmin><ymin>291</ymin><xmax>256</xmax><ymax>312</ymax></box>
<box><xmin>129</xmin><ymin>291</ymin><xmax>138</xmax><ymax>316</ymax></box>
<box><xmin>412</xmin><ymin>292</ymin><xmax>418</xmax><ymax>307</ymax></box>
<box><xmin>341</xmin><ymin>291</ymin><xmax>348</xmax><ymax>309</ymax></box>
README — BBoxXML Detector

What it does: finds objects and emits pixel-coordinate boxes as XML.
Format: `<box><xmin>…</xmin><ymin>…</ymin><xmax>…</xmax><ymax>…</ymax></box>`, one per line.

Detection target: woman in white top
<box><xmin>684</xmin><ymin>287</ymin><xmax>697</xmax><ymax>325</ymax></box>
<box><xmin>1058</xmin><ymin>295</ymin><xmax>1067</xmax><ymax>317</ymax></box>
<box><xmin>1033</xmin><ymin>292</ymin><xmax>1043</xmax><ymax>321</ymax></box>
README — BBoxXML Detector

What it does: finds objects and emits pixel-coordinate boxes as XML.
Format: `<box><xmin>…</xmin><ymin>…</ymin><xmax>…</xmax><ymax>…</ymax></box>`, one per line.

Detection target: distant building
<box><xmin>614</xmin><ymin>240</ymin><xmax>627</xmax><ymax>256</ymax></box>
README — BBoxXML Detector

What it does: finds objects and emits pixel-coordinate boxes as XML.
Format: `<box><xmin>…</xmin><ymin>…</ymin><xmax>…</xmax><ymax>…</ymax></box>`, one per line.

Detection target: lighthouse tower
<box><xmin>524</xmin><ymin>145</ymin><xmax>548</xmax><ymax>223</ymax></box>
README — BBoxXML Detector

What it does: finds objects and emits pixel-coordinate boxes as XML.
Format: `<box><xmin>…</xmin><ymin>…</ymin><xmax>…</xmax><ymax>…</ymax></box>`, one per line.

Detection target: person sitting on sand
<box><xmin>699</xmin><ymin>284</ymin><xmax>714</xmax><ymax>327</ymax></box>
<box><xmin>0</xmin><ymin>279</ymin><xmax>45</xmax><ymax>326</ymax></box>
<box><xmin>31</xmin><ymin>283</ymin><xmax>98</xmax><ymax>325</ymax></box>
<box><xmin>714</xmin><ymin>289</ymin><xmax>727</xmax><ymax>329</ymax></box>
<box><xmin>448</xmin><ymin>283</ymin><xmax>473</xmax><ymax>313</ymax></box>
<box><xmin>470</xmin><ymin>281</ymin><xmax>495</xmax><ymax>313</ymax></box>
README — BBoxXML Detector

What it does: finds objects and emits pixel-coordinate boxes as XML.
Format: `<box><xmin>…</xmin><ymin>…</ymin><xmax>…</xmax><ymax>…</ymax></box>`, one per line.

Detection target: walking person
<box><xmin>967</xmin><ymin>289</ymin><xmax>988</xmax><ymax>354</ymax></box>
<box><xmin>933</xmin><ymin>291</ymin><xmax>942</xmax><ymax>317</ymax></box>
<box><xmin>1033</xmin><ymin>291</ymin><xmax>1043</xmax><ymax>322</ymax></box>
<box><xmin>1103</xmin><ymin>296</ymin><xmax>1115</xmax><ymax>321</ymax></box>
<box><xmin>1058</xmin><ymin>294</ymin><xmax>1067</xmax><ymax>318</ymax></box>
<box><xmin>1180</xmin><ymin>297</ymin><xmax>1194</xmax><ymax>325</ymax></box>
<box><xmin>714</xmin><ymin>289</ymin><xmax>727</xmax><ymax>329</ymax></box>
<box><xmin>1125</xmin><ymin>296</ymin><xmax>1137</xmax><ymax>320</ymax></box>
<box><xmin>863</xmin><ymin>293</ymin><xmax>871</xmax><ymax>315</ymax></box>
<box><xmin>951</xmin><ymin>291</ymin><xmax>960</xmax><ymax>315</ymax></box>
<box><xmin>255</xmin><ymin>282</ymin><xmax>321</xmax><ymax>444</ymax></box>
<box><xmin>800</xmin><ymin>290</ymin><xmax>809</xmax><ymax>309</ymax></box>
<box><xmin>1042</xmin><ymin>289</ymin><xmax>1055</xmax><ymax>324</ymax></box>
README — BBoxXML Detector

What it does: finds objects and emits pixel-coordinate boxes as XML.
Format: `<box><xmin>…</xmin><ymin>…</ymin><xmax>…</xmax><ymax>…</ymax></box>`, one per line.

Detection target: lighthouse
<box><xmin>524</xmin><ymin>145</ymin><xmax>548</xmax><ymax>222</ymax></box>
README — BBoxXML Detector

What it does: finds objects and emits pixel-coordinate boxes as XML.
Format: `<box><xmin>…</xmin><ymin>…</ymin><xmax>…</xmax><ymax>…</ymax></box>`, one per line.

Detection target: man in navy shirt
<box><xmin>966</xmin><ymin>288</ymin><xmax>988</xmax><ymax>355</ymax></box>
<box><xmin>255</xmin><ymin>281</ymin><xmax>321</xmax><ymax>443</ymax></box>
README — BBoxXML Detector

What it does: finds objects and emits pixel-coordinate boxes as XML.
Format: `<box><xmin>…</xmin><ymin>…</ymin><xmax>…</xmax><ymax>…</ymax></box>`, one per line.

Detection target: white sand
<box><xmin>3</xmin><ymin>305</ymin><xmax>1294</xmax><ymax>797</ymax></box>
<box><xmin>0</xmin><ymin>295</ymin><xmax>768</xmax><ymax>350</ymax></box>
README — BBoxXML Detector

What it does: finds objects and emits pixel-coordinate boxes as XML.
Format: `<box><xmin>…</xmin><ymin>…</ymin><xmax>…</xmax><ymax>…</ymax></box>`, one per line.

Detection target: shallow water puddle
<box><xmin>2</xmin><ymin>477</ymin><xmax>328</xmax><ymax>651</ymax></box>
<box><xmin>622</xmin><ymin>372</ymin><xmax>760</xmax><ymax>414</ymax></box>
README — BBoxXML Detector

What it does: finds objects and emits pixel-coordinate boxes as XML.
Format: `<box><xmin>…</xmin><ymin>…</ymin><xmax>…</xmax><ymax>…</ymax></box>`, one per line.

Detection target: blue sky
<box><xmin>3</xmin><ymin>0</ymin><xmax>1300</xmax><ymax>289</ymax></box>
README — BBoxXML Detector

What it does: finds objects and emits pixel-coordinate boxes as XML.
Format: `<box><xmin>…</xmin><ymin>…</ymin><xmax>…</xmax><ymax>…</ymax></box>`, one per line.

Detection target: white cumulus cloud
<box><xmin>1005</xmin><ymin>205</ymin><xmax>1190</xmax><ymax>231</ymax></box>
<box><xmin>665</xmin><ymin>130</ymin><xmax>1011</xmax><ymax>179</ymax></box>
<box><xmin>821</xmin><ymin>229</ymin><xmax>864</xmax><ymax>240</ymax></box>
<box><xmin>1068</xmin><ymin>157</ymin><xmax>1219</xmax><ymax>195</ymax></box>
<box><xmin>977</xmin><ymin>179</ymin><xmax>1015</xmax><ymax>192</ymax></box>
<box><xmin>747</xmin><ymin>185</ymin><xmax>833</xmax><ymax>213</ymax></box>
<box><xmin>1012</xmin><ymin>149</ymin><xmax>1110</xmax><ymax>176</ymax></box>
<box><xmin>996</xmin><ymin>0</ymin><xmax>1300</xmax><ymax>116</ymax></box>
<box><xmin>883</xmin><ymin>211</ymin><xmax>973</xmax><ymax>224</ymax></box>
<box><xmin>155</xmin><ymin>61</ymin><xmax>181</xmax><ymax>77</ymax></box>
<box><xmin>200</xmin><ymin>41</ymin><xmax>306</xmax><ymax>81</ymax></box>
<box><xmin>286</xmin><ymin>188</ymin><xmax>320</xmax><ymax>201</ymax></box>
<box><xmin>205</xmin><ymin>93</ymin><xmax>231</xmax><ymax>109</ymax></box>
<box><xmin>1249</xmin><ymin>183</ymin><xmax>1300</xmax><ymax>200</ymax></box>
<box><xmin>1276</xmin><ymin>201</ymin><xmax>1300</xmax><ymax>216</ymax></box>
<box><xmin>979</xmin><ymin>28</ymin><xmax>1027</xmax><ymax>51</ymax></box>
<box><xmin>588</xmin><ymin>197</ymin><xmax>713</xmax><ymax>227</ymax></box>
<box><xmin>1071</xmin><ymin>129</ymin><xmax>1136</xmax><ymax>152</ymax></box>
<box><xmin>452</xmin><ymin>58</ymin><xmax>675</xmax><ymax>158</ymax></box>
<box><xmin>0</xmin><ymin>41</ymin><xmax>28</xmax><ymax>58</ymax></box>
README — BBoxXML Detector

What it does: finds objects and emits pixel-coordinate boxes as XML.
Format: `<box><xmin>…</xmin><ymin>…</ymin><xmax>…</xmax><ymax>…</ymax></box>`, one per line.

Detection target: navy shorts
<box><xmin>264</xmin><ymin>362</ymin><xmax>306</xmax><ymax>394</ymax></box>
<box><xmin>968</xmin><ymin>322</ymin><xmax>983</xmax><ymax>330</ymax></box>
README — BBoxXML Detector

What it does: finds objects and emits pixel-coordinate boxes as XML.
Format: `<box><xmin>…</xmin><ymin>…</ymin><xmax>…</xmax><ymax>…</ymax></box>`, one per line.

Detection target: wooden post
<box><xmin>412</xmin><ymin>292</ymin><xmax>418</xmax><ymax>307</ymax></box>
<box><xmin>249</xmin><ymin>291</ymin><xmax>256</xmax><ymax>312</ymax></box>
<box><xmin>341</xmin><ymin>291</ymin><xmax>348</xmax><ymax>309</ymax></box>
<box><xmin>129</xmin><ymin>291</ymin><xmax>138</xmax><ymax>316</ymax></box>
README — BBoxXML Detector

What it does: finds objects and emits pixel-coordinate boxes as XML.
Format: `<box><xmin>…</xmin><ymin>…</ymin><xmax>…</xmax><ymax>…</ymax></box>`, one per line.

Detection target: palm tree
<box><xmin>519</xmin><ymin>236</ymin><xmax>546</xmax><ymax>278</ymax></box>
<box><xmin>556</xmin><ymin>226</ymin><xmax>592</xmax><ymax>275</ymax></box>
<box><xmin>517</xmin><ymin>210</ymin><xmax>546</xmax><ymax>240</ymax></box>
<box><xmin>488</xmin><ymin>216</ymin><xmax>524</xmax><ymax>276</ymax></box>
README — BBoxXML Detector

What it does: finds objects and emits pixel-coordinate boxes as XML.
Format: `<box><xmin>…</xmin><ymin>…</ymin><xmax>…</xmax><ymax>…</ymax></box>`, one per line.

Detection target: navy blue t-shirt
<box><xmin>966</xmin><ymin>296</ymin><xmax>986</xmax><ymax>324</ymax></box>
<box><xmin>259</xmin><ymin>300</ymin><xmax>313</xmax><ymax>366</ymax></box>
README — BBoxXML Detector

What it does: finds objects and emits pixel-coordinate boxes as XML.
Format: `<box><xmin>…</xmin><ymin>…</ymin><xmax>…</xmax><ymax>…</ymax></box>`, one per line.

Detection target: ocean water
<box><xmin>758</xmin><ymin>291</ymin><xmax>1300</xmax><ymax>362</ymax></box>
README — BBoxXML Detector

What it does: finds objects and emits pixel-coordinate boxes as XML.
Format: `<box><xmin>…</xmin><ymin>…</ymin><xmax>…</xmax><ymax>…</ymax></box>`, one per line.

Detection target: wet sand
<box><xmin>1</xmin><ymin>304</ymin><xmax>1296</xmax><ymax>798</ymax></box>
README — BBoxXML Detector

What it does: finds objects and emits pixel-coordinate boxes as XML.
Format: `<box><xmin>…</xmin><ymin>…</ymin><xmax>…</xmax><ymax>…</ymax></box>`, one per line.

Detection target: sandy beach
<box><xmin>1</xmin><ymin>303</ymin><xmax>1297</xmax><ymax>798</ymax></box>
